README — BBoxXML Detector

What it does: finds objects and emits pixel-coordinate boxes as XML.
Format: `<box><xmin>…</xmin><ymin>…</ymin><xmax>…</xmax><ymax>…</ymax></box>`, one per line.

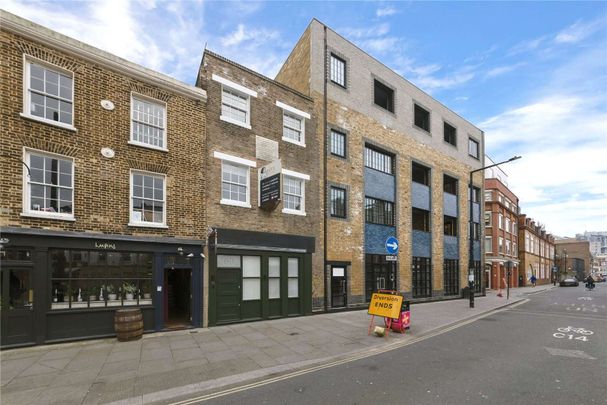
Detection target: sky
<box><xmin>3</xmin><ymin>0</ymin><xmax>607</xmax><ymax>238</ymax></box>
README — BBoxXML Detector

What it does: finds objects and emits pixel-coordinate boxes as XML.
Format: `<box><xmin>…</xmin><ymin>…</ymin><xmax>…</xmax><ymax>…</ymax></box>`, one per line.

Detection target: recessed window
<box><xmin>282</xmin><ymin>172</ymin><xmax>308</xmax><ymax>216</ymax></box>
<box><xmin>364</xmin><ymin>146</ymin><xmax>394</xmax><ymax>174</ymax></box>
<box><xmin>444</xmin><ymin>122</ymin><xmax>456</xmax><ymax>146</ymax></box>
<box><xmin>131</xmin><ymin>95</ymin><xmax>166</xmax><ymax>150</ymax></box>
<box><xmin>276</xmin><ymin>101</ymin><xmax>309</xmax><ymax>147</ymax></box>
<box><xmin>468</xmin><ymin>137</ymin><xmax>480</xmax><ymax>159</ymax></box>
<box><xmin>470</xmin><ymin>186</ymin><xmax>481</xmax><ymax>203</ymax></box>
<box><xmin>365</xmin><ymin>197</ymin><xmax>394</xmax><ymax>226</ymax></box>
<box><xmin>330</xmin><ymin>54</ymin><xmax>346</xmax><ymax>87</ymax></box>
<box><xmin>444</xmin><ymin>216</ymin><xmax>458</xmax><ymax>236</ymax></box>
<box><xmin>24</xmin><ymin>150</ymin><xmax>74</xmax><ymax>218</ymax></box>
<box><xmin>222</xmin><ymin>162</ymin><xmax>250</xmax><ymax>206</ymax></box>
<box><xmin>414</xmin><ymin>104</ymin><xmax>430</xmax><ymax>132</ymax></box>
<box><xmin>283</xmin><ymin>112</ymin><xmax>303</xmax><ymax>144</ymax></box>
<box><xmin>330</xmin><ymin>129</ymin><xmax>346</xmax><ymax>158</ymax></box>
<box><xmin>484</xmin><ymin>191</ymin><xmax>492</xmax><ymax>201</ymax></box>
<box><xmin>412</xmin><ymin>162</ymin><xmax>430</xmax><ymax>186</ymax></box>
<box><xmin>25</xmin><ymin>59</ymin><xmax>73</xmax><ymax>126</ymax></box>
<box><xmin>242</xmin><ymin>256</ymin><xmax>261</xmax><ymax>301</ymax></box>
<box><xmin>485</xmin><ymin>212</ymin><xmax>492</xmax><ymax>227</ymax></box>
<box><xmin>213</xmin><ymin>75</ymin><xmax>257</xmax><ymax>129</ymax></box>
<box><xmin>288</xmin><ymin>258</ymin><xmax>299</xmax><ymax>298</ymax></box>
<box><xmin>443</xmin><ymin>175</ymin><xmax>457</xmax><ymax>195</ymax></box>
<box><xmin>374</xmin><ymin>79</ymin><xmax>394</xmax><ymax>112</ymax></box>
<box><xmin>330</xmin><ymin>186</ymin><xmax>346</xmax><ymax>218</ymax></box>
<box><xmin>472</xmin><ymin>223</ymin><xmax>481</xmax><ymax>240</ymax></box>
<box><xmin>485</xmin><ymin>236</ymin><xmax>492</xmax><ymax>253</ymax></box>
<box><xmin>412</xmin><ymin>208</ymin><xmax>430</xmax><ymax>232</ymax></box>
<box><xmin>130</xmin><ymin>171</ymin><xmax>166</xmax><ymax>226</ymax></box>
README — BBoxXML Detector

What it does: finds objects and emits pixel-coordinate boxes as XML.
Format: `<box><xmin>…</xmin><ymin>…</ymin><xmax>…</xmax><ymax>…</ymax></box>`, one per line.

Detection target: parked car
<box><xmin>559</xmin><ymin>278</ymin><xmax>579</xmax><ymax>287</ymax></box>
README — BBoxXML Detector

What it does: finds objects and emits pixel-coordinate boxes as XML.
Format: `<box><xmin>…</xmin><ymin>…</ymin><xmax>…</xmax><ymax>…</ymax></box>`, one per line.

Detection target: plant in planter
<box><xmin>86</xmin><ymin>286</ymin><xmax>98</xmax><ymax>301</ymax></box>
<box><xmin>123</xmin><ymin>282</ymin><xmax>137</xmax><ymax>300</ymax></box>
<box><xmin>103</xmin><ymin>284</ymin><xmax>117</xmax><ymax>300</ymax></box>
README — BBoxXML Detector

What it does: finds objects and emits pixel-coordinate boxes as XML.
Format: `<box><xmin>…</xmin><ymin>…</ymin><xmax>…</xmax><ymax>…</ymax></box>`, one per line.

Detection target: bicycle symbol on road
<box><xmin>553</xmin><ymin>326</ymin><xmax>593</xmax><ymax>342</ymax></box>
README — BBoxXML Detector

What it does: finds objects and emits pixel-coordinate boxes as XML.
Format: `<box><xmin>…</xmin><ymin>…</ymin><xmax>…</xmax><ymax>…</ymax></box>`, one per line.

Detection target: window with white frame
<box><xmin>24</xmin><ymin>150</ymin><xmax>74</xmax><ymax>217</ymax></box>
<box><xmin>485</xmin><ymin>236</ymin><xmax>492</xmax><ymax>253</ymax></box>
<box><xmin>276</xmin><ymin>101</ymin><xmax>309</xmax><ymax>146</ymax></box>
<box><xmin>268</xmin><ymin>257</ymin><xmax>281</xmax><ymax>299</ymax></box>
<box><xmin>282</xmin><ymin>169</ymin><xmax>309</xmax><ymax>215</ymax></box>
<box><xmin>242</xmin><ymin>256</ymin><xmax>261</xmax><ymax>301</ymax></box>
<box><xmin>330</xmin><ymin>53</ymin><xmax>346</xmax><ymax>87</ymax></box>
<box><xmin>131</xmin><ymin>95</ymin><xmax>166</xmax><ymax>149</ymax></box>
<box><xmin>25</xmin><ymin>59</ymin><xmax>73</xmax><ymax>126</ymax></box>
<box><xmin>214</xmin><ymin>152</ymin><xmax>255</xmax><ymax>207</ymax></box>
<box><xmin>130</xmin><ymin>171</ymin><xmax>165</xmax><ymax>226</ymax></box>
<box><xmin>499</xmin><ymin>237</ymin><xmax>504</xmax><ymax>253</ymax></box>
<box><xmin>484</xmin><ymin>212</ymin><xmax>492</xmax><ymax>227</ymax></box>
<box><xmin>288</xmin><ymin>257</ymin><xmax>299</xmax><ymax>298</ymax></box>
<box><xmin>506</xmin><ymin>240</ymin><xmax>511</xmax><ymax>256</ymax></box>
<box><xmin>499</xmin><ymin>213</ymin><xmax>504</xmax><ymax>229</ymax></box>
<box><xmin>505</xmin><ymin>217</ymin><xmax>511</xmax><ymax>233</ymax></box>
<box><xmin>513</xmin><ymin>242</ymin><xmax>517</xmax><ymax>255</ymax></box>
<box><xmin>213</xmin><ymin>74</ymin><xmax>257</xmax><ymax>129</ymax></box>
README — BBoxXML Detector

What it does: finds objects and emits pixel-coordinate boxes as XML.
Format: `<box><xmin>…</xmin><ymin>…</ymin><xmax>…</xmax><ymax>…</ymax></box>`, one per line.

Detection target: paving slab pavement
<box><xmin>0</xmin><ymin>285</ymin><xmax>554</xmax><ymax>405</ymax></box>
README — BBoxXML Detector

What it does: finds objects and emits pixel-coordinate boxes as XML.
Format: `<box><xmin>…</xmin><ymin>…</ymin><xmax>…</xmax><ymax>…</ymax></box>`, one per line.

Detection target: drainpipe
<box><xmin>323</xmin><ymin>24</ymin><xmax>329</xmax><ymax>313</ymax></box>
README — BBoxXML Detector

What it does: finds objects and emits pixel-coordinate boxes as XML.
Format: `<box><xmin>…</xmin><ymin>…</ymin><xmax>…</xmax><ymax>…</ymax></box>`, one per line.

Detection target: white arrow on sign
<box><xmin>386</xmin><ymin>242</ymin><xmax>398</xmax><ymax>250</ymax></box>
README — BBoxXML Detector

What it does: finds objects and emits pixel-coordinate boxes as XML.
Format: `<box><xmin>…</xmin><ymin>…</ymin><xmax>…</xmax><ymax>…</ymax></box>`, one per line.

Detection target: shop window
<box><xmin>242</xmin><ymin>256</ymin><xmax>261</xmax><ymax>301</ymax></box>
<box><xmin>288</xmin><ymin>258</ymin><xmax>299</xmax><ymax>298</ymax></box>
<box><xmin>49</xmin><ymin>249</ymin><xmax>153</xmax><ymax>310</ymax></box>
<box><xmin>268</xmin><ymin>257</ymin><xmax>281</xmax><ymax>299</ymax></box>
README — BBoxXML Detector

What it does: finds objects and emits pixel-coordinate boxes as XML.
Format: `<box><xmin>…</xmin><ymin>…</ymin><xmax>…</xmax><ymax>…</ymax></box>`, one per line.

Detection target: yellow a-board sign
<box><xmin>368</xmin><ymin>293</ymin><xmax>403</xmax><ymax>319</ymax></box>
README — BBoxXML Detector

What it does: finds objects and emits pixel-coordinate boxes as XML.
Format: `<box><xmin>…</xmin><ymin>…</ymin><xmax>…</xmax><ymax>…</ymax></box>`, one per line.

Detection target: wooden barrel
<box><xmin>114</xmin><ymin>308</ymin><xmax>143</xmax><ymax>342</ymax></box>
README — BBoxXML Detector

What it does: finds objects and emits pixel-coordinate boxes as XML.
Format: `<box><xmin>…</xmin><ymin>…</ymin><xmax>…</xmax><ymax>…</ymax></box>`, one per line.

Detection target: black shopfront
<box><xmin>0</xmin><ymin>227</ymin><xmax>204</xmax><ymax>348</ymax></box>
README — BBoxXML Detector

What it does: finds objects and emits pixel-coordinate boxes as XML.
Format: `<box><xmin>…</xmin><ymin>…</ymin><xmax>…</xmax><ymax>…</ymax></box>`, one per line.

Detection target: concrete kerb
<box><xmin>108</xmin><ymin>297</ymin><xmax>530</xmax><ymax>405</ymax></box>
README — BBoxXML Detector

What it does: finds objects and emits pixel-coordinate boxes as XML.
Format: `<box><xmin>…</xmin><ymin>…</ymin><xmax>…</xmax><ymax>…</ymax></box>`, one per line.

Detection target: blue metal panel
<box><xmin>364</xmin><ymin>168</ymin><xmax>395</xmax><ymax>201</ymax></box>
<box><xmin>412</xmin><ymin>230</ymin><xmax>431</xmax><ymax>258</ymax></box>
<box><xmin>412</xmin><ymin>182</ymin><xmax>430</xmax><ymax>210</ymax></box>
<box><xmin>444</xmin><ymin>235</ymin><xmax>459</xmax><ymax>259</ymax></box>
<box><xmin>365</xmin><ymin>224</ymin><xmax>396</xmax><ymax>254</ymax></box>
<box><xmin>473</xmin><ymin>202</ymin><xmax>480</xmax><ymax>223</ymax></box>
<box><xmin>443</xmin><ymin>193</ymin><xmax>458</xmax><ymax>217</ymax></box>
<box><xmin>473</xmin><ymin>241</ymin><xmax>481</xmax><ymax>261</ymax></box>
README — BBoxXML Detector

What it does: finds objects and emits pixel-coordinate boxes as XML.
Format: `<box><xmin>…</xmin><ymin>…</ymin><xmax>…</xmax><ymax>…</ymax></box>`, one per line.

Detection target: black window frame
<box><xmin>330</xmin><ymin>53</ymin><xmax>346</xmax><ymax>88</ymax></box>
<box><xmin>412</xmin><ymin>162</ymin><xmax>430</xmax><ymax>186</ymax></box>
<box><xmin>414</xmin><ymin>104</ymin><xmax>430</xmax><ymax>132</ymax></box>
<box><xmin>444</xmin><ymin>259</ymin><xmax>460</xmax><ymax>296</ymax></box>
<box><xmin>443</xmin><ymin>174</ymin><xmax>458</xmax><ymax>195</ymax></box>
<box><xmin>330</xmin><ymin>186</ymin><xmax>347</xmax><ymax>219</ymax></box>
<box><xmin>330</xmin><ymin>129</ymin><xmax>346</xmax><ymax>158</ymax></box>
<box><xmin>468</xmin><ymin>137</ymin><xmax>480</xmax><ymax>159</ymax></box>
<box><xmin>444</xmin><ymin>121</ymin><xmax>457</xmax><ymax>146</ymax></box>
<box><xmin>365</xmin><ymin>197</ymin><xmax>395</xmax><ymax>226</ymax></box>
<box><xmin>444</xmin><ymin>215</ymin><xmax>458</xmax><ymax>236</ymax></box>
<box><xmin>412</xmin><ymin>208</ymin><xmax>430</xmax><ymax>232</ymax></box>
<box><xmin>364</xmin><ymin>145</ymin><xmax>394</xmax><ymax>175</ymax></box>
<box><xmin>412</xmin><ymin>257</ymin><xmax>432</xmax><ymax>298</ymax></box>
<box><xmin>373</xmin><ymin>79</ymin><xmax>394</xmax><ymax>113</ymax></box>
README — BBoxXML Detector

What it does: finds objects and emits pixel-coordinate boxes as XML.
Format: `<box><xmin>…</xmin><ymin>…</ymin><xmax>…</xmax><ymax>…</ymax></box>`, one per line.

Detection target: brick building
<box><xmin>517</xmin><ymin>215</ymin><xmax>555</xmax><ymax>286</ymax></box>
<box><xmin>484</xmin><ymin>162</ymin><xmax>520</xmax><ymax>290</ymax></box>
<box><xmin>0</xmin><ymin>12</ymin><xmax>207</xmax><ymax>347</ymax></box>
<box><xmin>197</xmin><ymin>51</ymin><xmax>321</xmax><ymax>326</ymax></box>
<box><xmin>276</xmin><ymin>19</ymin><xmax>485</xmax><ymax>309</ymax></box>
<box><xmin>554</xmin><ymin>239</ymin><xmax>591</xmax><ymax>281</ymax></box>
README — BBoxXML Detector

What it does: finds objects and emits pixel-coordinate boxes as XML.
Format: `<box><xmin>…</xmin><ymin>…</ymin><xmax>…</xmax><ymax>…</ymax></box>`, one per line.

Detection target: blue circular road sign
<box><xmin>385</xmin><ymin>236</ymin><xmax>399</xmax><ymax>255</ymax></box>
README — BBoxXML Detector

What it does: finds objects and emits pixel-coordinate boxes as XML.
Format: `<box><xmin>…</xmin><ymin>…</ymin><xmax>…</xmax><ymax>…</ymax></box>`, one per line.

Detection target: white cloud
<box><xmin>485</xmin><ymin>62</ymin><xmax>525</xmax><ymax>78</ymax></box>
<box><xmin>554</xmin><ymin>18</ymin><xmax>603</xmax><ymax>44</ymax></box>
<box><xmin>340</xmin><ymin>23</ymin><xmax>391</xmax><ymax>39</ymax></box>
<box><xmin>361</xmin><ymin>37</ymin><xmax>399</xmax><ymax>54</ymax></box>
<box><xmin>411</xmin><ymin>69</ymin><xmax>475</xmax><ymax>92</ymax></box>
<box><xmin>376</xmin><ymin>7</ymin><xmax>397</xmax><ymax>18</ymax></box>
<box><xmin>219</xmin><ymin>24</ymin><xmax>280</xmax><ymax>48</ymax></box>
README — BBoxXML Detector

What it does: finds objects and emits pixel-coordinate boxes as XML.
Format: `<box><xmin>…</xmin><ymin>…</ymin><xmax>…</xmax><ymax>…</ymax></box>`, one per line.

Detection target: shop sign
<box><xmin>368</xmin><ymin>292</ymin><xmax>403</xmax><ymax>319</ymax></box>
<box><xmin>259</xmin><ymin>160</ymin><xmax>281</xmax><ymax>210</ymax></box>
<box><xmin>94</xmin><ymin>242</ymin><xmax>116</xmax><ymax>250</ymax></box>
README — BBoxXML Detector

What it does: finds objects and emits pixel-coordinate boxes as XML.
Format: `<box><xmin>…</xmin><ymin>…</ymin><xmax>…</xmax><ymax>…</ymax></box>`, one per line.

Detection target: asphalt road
<box><xmin>183</xmin><ymin>285</ymin><xmax>607</xmax><ymax>405</ymax></box>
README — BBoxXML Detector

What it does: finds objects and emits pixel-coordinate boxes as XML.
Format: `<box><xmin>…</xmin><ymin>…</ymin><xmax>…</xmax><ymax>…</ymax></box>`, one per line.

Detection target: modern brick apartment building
<box><xmin>276</xmin><ymin>19</ymin><xmax>485</xmax><ymax>309</ymax></box>
<box><xmin>517</xmin><ymin>215</ymin><xmax>555</xmax><ymax>286</ymax></box>
<box><xmin>484</xmin><ymin>163</ymin><xmax>520</xmax><ymax>290</ymax></box>
<box><xmin>0</xmin><ymin>12</ymin><xmax>207</xmax><ymax>347</ymax></box>
<box><xmin>197</xmin><ymin>51</ymin><xmax>321</xmax><ymax>326</ymax></box>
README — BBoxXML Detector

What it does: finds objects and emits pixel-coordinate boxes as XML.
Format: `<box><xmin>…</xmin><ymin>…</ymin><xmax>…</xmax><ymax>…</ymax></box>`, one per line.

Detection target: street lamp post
<box><xmin>468</xmin><ymin>155</ymin><xmax>521</xmax><ymax>308</ymax></box>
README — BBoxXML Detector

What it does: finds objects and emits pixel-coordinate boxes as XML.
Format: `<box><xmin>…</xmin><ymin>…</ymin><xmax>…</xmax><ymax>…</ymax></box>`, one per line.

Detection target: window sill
<box><xmin>128</xmin><ymin>141</ymin><xmax>168</xmax><ymax>152</ymax></box>
<box><xmin>282</xmin><ymin>208</ymin><xmax>306</xmax><ymax>216</ymax></box>
<box><xmin>128</xmin><ymin>222</ymin><xmax>168</xmax><ymax>229</ymax></box>
<box><xmin>21</xmin><ymin>212</ymin><xmax>76</xmax><ymax>221</ymax></box>
<box><xmin>20</xmin><ymin>113</ymin><xmax>77</xmax><ymax>132</ymax></box>
<box><xmin>282</xmin><ymin>137</ymin><xmax>306</xmax><ymax>147</ymax></box>
<box><xmin>220</xmin><ymin>199</ymin><xmax>251</xmax><ymax>208</ymax></box>
<box><xmin>413</xmin><ymin>124</ymin><xmax>431</xmax><ymax>135</ymax></box>
<box><xmin>220</xmin><ymin>115</ymin><xmax>251</xmax><ymax>130</ymax></box>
